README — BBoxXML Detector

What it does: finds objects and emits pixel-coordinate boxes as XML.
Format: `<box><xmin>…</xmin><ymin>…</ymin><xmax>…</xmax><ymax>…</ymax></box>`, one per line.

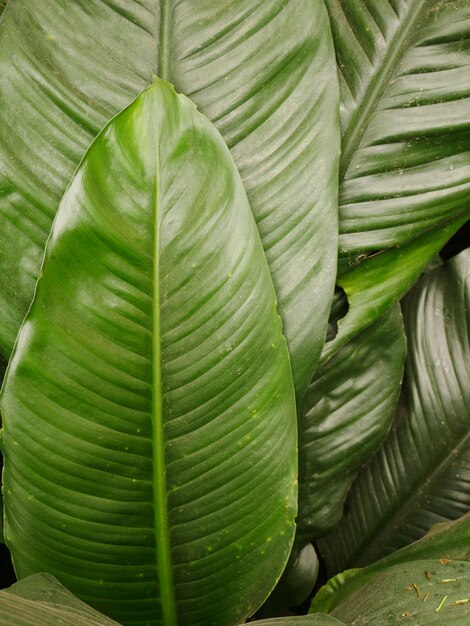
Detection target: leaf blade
<box><xmin>1</xmin><ymin>80</ymin><xmax>298</xmax><ymax>626</ymax></box>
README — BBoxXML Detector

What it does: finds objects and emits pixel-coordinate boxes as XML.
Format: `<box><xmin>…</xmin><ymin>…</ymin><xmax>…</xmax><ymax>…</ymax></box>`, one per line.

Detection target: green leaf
<box><xmin>0</xmin><ymin>0</ymin><xmax>340</xmax><ymax>397</ymax></box>
<box><xmin>0</xmin><ymin>80</ymin><xmax>297</xmax><ymax>626</ymax></box>
<box><xmin>311</xmin><ymin>512</ymin><xmax>470</xmax><ymax>613</ymax></box>
<box><xmin>319</xmin><ymin>248</ymin><xmax>470</xmax><ymax>574</ymax></box>
<box><xmin>331</xmin><ymin>559</ymin><xmax>470</xmax><ymax>625</ymax></box>
<box><xmin>256</xmin><ymin>544</ymin><xmax>320</xmax><ymax>618</ymax></box>
<box><xmin>249</xmin><ymin>617</ymin><xmax>344</xmax><ymax>625</ymax></box>
<box><xmin>297</xmin><ymin>303</ymin><xmax>406</xmax><ymax>540</ymax></box>
<box><xmin>0</xmin><ymin>573</ymin><xmax>119</xmax><ymax>625</ymax></box>
<box><xmin>321</xmin><ymin>0</ymin><xmax>470</xmax><ymax>356</ymax></box>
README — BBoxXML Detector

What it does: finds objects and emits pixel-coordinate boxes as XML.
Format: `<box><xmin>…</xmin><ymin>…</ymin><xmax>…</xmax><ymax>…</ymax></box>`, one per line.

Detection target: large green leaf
<box><xmin>0</xmin><ymin>0</ymin><xmax>339</xmax><ymax>397</ymax></box>
<box><xmin>321</xmin><ymin>0</ymin><xmax>470</xmax><ymax>358</ymax></box>
<box><xmin>0</xmin><ymin>80</ymin><xmax>298</xmax><ymax>626</ymax></box>
<box><xmin>0</xmin><ymin>573</ymin><xmax>119</xmax><ymax>625</ymax></box>
<box><xmin>318</xmin><ymin>248</ymin><xmax>470</xmax><ymax>574</ymax></box>
<box><xmin>297</xmin><ymin>303</ymin><xmax>406</xmax><ymax>541</ymax></box>
<box><xmin>331</xmin><ymin>559</ymin><xmax>470</xmax><ymax>625</ymax></box>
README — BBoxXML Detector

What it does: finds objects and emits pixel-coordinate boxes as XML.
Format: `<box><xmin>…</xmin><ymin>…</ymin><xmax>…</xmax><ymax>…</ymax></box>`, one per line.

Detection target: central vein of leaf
<box><xmin>339</xmin><ymin>0</ymin><xmax>428</xmax><ymax>179</ymax></box>
<box><xmin>158</xmin><ymin>0</ymin><xmax>171</xmax><ymax>80</ymax></box>
<box><xmin>152</xmin><ymin>131</ymin><xmax>177</xmax><ymax>625</ymax></box>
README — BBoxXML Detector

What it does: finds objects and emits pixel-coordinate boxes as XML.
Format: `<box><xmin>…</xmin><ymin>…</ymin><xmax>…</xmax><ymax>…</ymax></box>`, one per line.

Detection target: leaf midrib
<box><xmin>339</xmin><ymin>0</ymin><xmax>428</xmax><ymax>179</ymax></box>
<box><xmin>152</xmin><ymin>110</ymin><xmax>177</xmax><ymax>625</ymax></box>
<box><xmin>158</xmin><ymin>0</ymin><xmax>172</xmax><ymax>80</ymax></box>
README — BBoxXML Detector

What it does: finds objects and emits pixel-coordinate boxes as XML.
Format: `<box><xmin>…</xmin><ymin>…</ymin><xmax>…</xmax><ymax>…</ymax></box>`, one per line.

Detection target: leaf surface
<box><xmin>298</xmin><ymin>303</ymin><xmax>406</xmax><ymax>541</ymax></box>
<box><xmin>0</xmin><ymin>573</ymin><xmax>119</xmax><ymax>625</ymax></box>
<box><xmin>331</xmin><ymin>560</ymin><xmax>470</xmax><ymax>624</ymax></box>
<box><xmin>251</xmin><ymin>617</ymin><xmax>344</xmax><ymax>625</ymax></box>
<box><xmin>312</xmin><ymin>512</ymin><xmax>470</xmax><ymax>613</ymax></box>
<box><xmin>322</xmin><ymin>0</ymin><xmax>470</xmax><ymax>356</ymax></box>
<box><xmin>319</xmin><ymin>248</ymin><xmax>470</xmax><ymax>574</ymax></box>
<box><xmin>0</xmin><ymin>80</ymin><xmax>297</xmax><ymax>626</ymax></box>
<box><xmin>0</xmin><ymin>0</ymin><xmax>339</xmax><ymax>396</ymax></box>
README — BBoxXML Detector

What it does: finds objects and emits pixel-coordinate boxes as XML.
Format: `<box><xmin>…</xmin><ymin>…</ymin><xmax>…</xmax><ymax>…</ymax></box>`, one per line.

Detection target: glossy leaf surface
<box><xmin>319</xmin><ymin>248</ymin><xmax>470</xmax><ymax>574</ymax></box>
<box><xmin>0</xmin><ymin>81</ymin><xmax>297</xmax><ymax>626</ymax></box>
<box><xmin>321</xmin><ymin>0</ymin><xmax>470</xmax><ymax>357</ymax></box>
<box><xmin>331</xmin><ymin>560</ymin><xmax>470</xmax><ymax>625</ymax></box>
<box><xmin>0</xmin><ymin>574</ymin><xmax>119</xmax><ymax>625</ymax></box>
<box><xmin>298</xmin><ymin>304</ymin><xmax>406</xmax><ymax>541</ymax></box>
<box><xmin>0</xmin><ymin>0</ymin><xmax>339</xmax><ymax>396</ymax></box>
<box><xmin>312</xmin><ymin>512</ymin><xmax>470</xmax><ymax>613</ymax></box>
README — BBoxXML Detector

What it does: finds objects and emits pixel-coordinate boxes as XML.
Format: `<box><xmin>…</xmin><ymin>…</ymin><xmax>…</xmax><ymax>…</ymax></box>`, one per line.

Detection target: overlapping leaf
<box><xmin>0</xmin><ymin>81</ymin><xmax>298</xmax><ymax>626</ymax></box>
<box><xmin>312</xmin><ymin>511</ymin><xmax>470</xmax><ymax>613</ymax></box>
<box><xmin>330</xmin><ymin>560</ymin><xmax>470</xmax><ymax>624</ymax></box>
<box><xmin>0</xmin><ymin>0</ymin><xmax>339</xmax><ymax>396</ymax></box>
<box><xmin>322</xmin><ymin>0</ymin><xmax>470</xmax><ymax>358</ymax></box>
<box><xmin>0</xmin><ymin>574</ymin><xmax>119</xmax><ymax>625</ymax></box>
<box><xmin>297</xmin><ymin>303</ymin><xmax>406</xmax><ymax>541</ymax></box>
<box><xmin>319</xmin><ymin>248</ymin><xmax>470</xmax><ymax>575</ymax></box>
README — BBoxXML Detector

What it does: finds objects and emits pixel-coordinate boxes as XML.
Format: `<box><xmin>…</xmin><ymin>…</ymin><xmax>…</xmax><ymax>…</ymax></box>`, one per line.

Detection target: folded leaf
<box><xmin>322</xmin><ymin>0</ymin><xmax>470</xmax><ymax>356</ymax></box>
<box><xmin>0</xmin><ymin>0</ymin><xmax>340</xmax><ymax>397</ymax></box>
<box><xmin>330</xmin><ymin>559</ymin><xmax>470</xmax><ymax>625</ymax></box>
<box><xmin>0</xmin><ymin>573</ymin><xmax>119</xmax><ymax>625</ymax></box>
<box><xmin>319</xmin><ymin>248</ymin><xmax>470</xmax><ymax>574</ymax></box>
<box><xmin>312</xmin><ymin>511</ymin><xmax>470</xmax><ymax>613</ymax></box>
<box><xmin>298</xmin><ymin>303</ymin><xmax>406</xmax><ymax>541</ymax></box>
<box><xmin>0</xmin><ymin>80</ymin><xmax>297</xmax><ymax>626</ymax></box>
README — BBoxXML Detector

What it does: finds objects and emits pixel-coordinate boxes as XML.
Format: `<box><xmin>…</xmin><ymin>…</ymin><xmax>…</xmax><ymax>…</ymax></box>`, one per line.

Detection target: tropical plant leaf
<box><xmin>0</xmin><ymin>80</ymin><xmax>298</xmax><ymax>626</ymax></box>
<box><xmin>312</xmin><ymin>512</ymin><xmax>470</xmax><ymax>613</ymax></box>
<box><xmin>330</xmin><ymin>559</ymin><xmax>470</xmax><ymax>624</ymax></box>
<box><xmin>0</xmin><ymin>573</ymin><xmax>119</xmax><ymax>625</ymax></box>
<box><xmin>256</xmin><ymin>544</ymin><xmax>319</xmax><ymax>618</ymax></box>
<box><xmin>0</xmin><ymin>0</ymin><xmax>339</xmax><ymax>397</ymax></box>
<box><xmin>318</xmin><ymin>248</ymin><xmax>470</xmax><ymax>575</ymax></box>
<box><xmin>250</xmin><ymin>617</ymin><xmax>344</xmax><ymax>625</ymax></box>
<box><xmin>297</xmin><ymin>303</ymin><xmax>406</xmax><ymax>542</ymax></box>
<box><xmin>321</xmin><ymin>213</ymin><xmax>468</xmax><ymax>361</ymax></box>
<box><xmin>321</xmin><ymin>0</ymin><xmax>470</xmax><ymax>358</ymax></box>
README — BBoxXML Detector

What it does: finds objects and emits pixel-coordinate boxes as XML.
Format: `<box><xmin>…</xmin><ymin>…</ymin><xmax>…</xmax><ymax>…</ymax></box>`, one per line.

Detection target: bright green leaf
<box><xmin>0</xmin><ymin>573</ymin><xmax>119</xmax><ymax>625</ymax></box>
<box><xmin>0</xmin><ymin>80</ymin><xmax>297</xmax><ymax>626</ymax></box>
<box><xmin>331</xmin><ymin>560</ymin><xmax>470</xmax><ymax>625</ymax></box>
<box><xmin>319</xmin><ymin>248</ymin><xmax>470</xmax><ymax>574</ymax></box>
<box><xmin>297</xmin><ymin>303</ymin><xmax>406</xmax><ymax>541</ymax></box>
<box><xmin>0</xmin><ymin>0</ymin><xmax>340</xmax><ymax>397</ymax></box>
<box><xmin>321</xmin><ymin>0</ymin><xmax>470</xmax><ymax>356</ymax></box>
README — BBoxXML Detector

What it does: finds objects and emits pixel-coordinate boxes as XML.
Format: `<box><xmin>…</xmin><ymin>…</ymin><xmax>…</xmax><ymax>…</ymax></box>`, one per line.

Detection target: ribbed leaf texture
<box><xmin>0</xmin><ymin>574</ymin><xmax>119</xmax><ymax>626</ymax></box>
<box><xmin>0</xmin><ymin>81</ymin><xmax>298</xmax><ymax>626</ymax></box>
<box><xmin>312</xmin><ymin>511</ymin><xmax>470</xmax><ymax>614</ymax></box>
<box><xmin>330</xmin><ymin>560</ymin><xmax>470</xmax><ymax>624</ymax></box>
<box><xmin>319</xmin><ymin>248</ymin><xmax>470</xmax><ymax>575</ymax></box>
<box><xmin>322</xmin><ymin>0</ymin><xmax>470</xmax><ymax>359</ymax></box>
<box><xmin>297</xmin><ymin>304</ymin><xmax>406</xmax><ymax>541</ymax></box>
<box><xmin>0</xmin><ymin>0</ymin><xmax>339</xmax><ymax>397</ymax></box>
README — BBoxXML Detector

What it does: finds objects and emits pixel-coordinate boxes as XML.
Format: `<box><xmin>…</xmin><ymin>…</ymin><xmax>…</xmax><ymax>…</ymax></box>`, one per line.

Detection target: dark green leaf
<box><xmin>1</xmin><ymin>80</ymin><xmax>297</xmax><ymax>626</ymax></box>
<box><xmin>312</xmin><ymin>512</ymin><xmax>470</xmax><ymax>613</ymax></box>
<box><xmin>321</xmin><ymin>0</ymin><xmax>470</xmax><ymax>356</ymax></box>
<box><xmin>0</xmin><ymin>0</ymin><xmax>340</xmax><ymax>397</ymax></box>
<box><xmin>331</xmin><ymin>560</ymin><xmax>470</xmax><ymax>625</ymax></box>
<box><xmin>297</xmin><ymin>303</ymin><xmax>406</xmax><ymax>540</ymax></box>
<box><xmin>319</xmin><ymin>248</ymin><xmax>470</xmax><ymax>574</ymax></box>
<box><xmin>0</xmin><ymin>573</ymin><xmax>119</xmax><ymax>625</ymax></box>
<box><xmin>250</xmin><ymin>616</ymin><xmax>344</xmax><ymax>625</ymax></box>
<box><xmin>256</xmin><ymin>544</ymin><xmax>319</xmax><ymax>618</ymax></box>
